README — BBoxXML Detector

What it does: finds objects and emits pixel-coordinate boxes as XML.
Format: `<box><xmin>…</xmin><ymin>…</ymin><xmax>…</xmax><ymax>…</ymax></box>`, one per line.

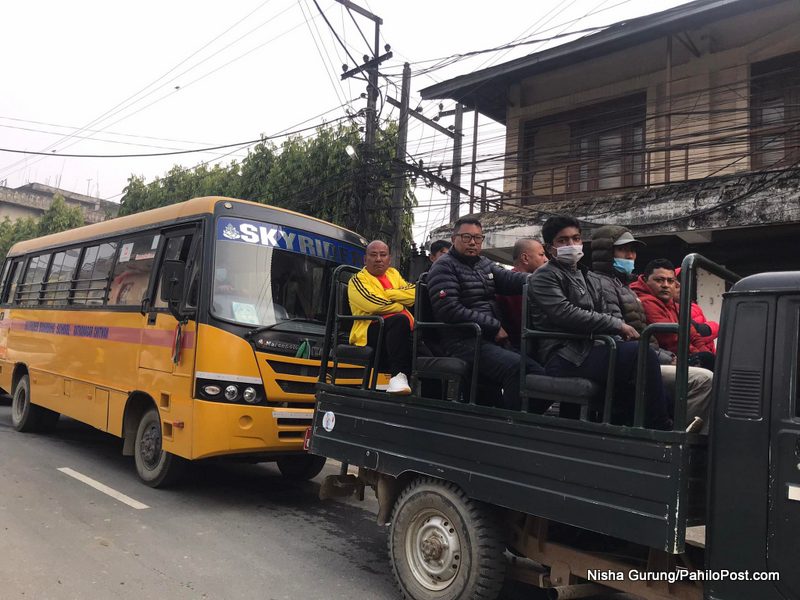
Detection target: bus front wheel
<box><xmin>276</xmin><ymin>454</ymin><xmax>326</xmax><ymax>481</ymax></box>
<box><xmin>11</xmin><ymin>374</ymin><xmax>58</xmax><ymax>433</ymax></box>
<box><xmin>389</xmin><ymin>477</ymin><xmax>506</xmax><ymax>600</ymax></box>
<box><xmin>134</xmin><ymin>408</ymin><xmax>185</xmax><ymax>488</ymax></box>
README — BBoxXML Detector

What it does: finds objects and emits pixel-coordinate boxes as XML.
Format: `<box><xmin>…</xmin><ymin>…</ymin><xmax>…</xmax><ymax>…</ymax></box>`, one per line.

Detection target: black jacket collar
<box><xmin>449</xmin><ymin>247</ymin><xmax>481</xmax><ymax>267</ymax></box>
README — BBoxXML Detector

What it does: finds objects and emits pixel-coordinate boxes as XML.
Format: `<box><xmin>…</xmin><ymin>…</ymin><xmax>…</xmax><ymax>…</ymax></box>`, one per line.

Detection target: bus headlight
<box><xmin>203</xmin><ymin>385</ymin><xmax>222</xmax><ymax>397</ymax></box>
<box><xmin>242</xmin><ymin>387</ymin><xmax>257</xmax><ymax>403</ymax></box>
<box><xmin>224</xmin><ymin>385</ymin><xmax>239</xmax><ymax>401</ymax></box>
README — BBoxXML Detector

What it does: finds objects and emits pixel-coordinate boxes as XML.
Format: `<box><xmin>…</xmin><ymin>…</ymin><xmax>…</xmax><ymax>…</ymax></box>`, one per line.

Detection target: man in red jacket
<box><xmin>674</xmin><ymin>267</ymin><xmax>718</xmax><ymax>355</ymax></box>
<box><xmin>630</xmin><ymin>259</ymin><xmax>715</xmax><ymax>370</ymax></box>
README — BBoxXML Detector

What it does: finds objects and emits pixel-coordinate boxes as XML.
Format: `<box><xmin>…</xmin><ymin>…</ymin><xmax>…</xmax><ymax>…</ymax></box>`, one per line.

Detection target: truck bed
<box><xmin>312</xmin><ymin>383</ymin><xmax>707</xmax><ymax>554</ymax></box>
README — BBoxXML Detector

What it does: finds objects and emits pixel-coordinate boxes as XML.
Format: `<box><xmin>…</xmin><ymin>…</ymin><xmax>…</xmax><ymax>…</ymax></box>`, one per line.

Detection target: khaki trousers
<box><xmin>660</xmin><ymin>365</ymin><xmax>713</xmax><ymax>433</ymax></box>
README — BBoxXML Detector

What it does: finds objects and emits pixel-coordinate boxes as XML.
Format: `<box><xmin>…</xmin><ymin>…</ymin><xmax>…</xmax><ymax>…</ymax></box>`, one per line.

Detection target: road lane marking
<box><xmin>57</xmin><ymin>467</ymin><xmax>150</xmax><ymax>510</ymax></box>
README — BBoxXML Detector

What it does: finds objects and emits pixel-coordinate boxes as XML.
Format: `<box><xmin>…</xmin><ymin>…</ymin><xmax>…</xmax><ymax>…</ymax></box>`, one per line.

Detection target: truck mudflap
<box><xmin>311</xmin><ymin>384</ymin><xmax>707</xmax><ymax>554</ymax></box>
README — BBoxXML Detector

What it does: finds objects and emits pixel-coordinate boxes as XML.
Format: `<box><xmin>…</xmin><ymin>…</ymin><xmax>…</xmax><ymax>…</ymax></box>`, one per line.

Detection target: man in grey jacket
<box><xmin>528</xmin><ymin>216</ymin><xmax>672</xmax><ymax>429</ymax></box>
<box><xmin>590</xmin><ymin>225</ymin><xmax>711</xmax><ymax>432</ymax></box>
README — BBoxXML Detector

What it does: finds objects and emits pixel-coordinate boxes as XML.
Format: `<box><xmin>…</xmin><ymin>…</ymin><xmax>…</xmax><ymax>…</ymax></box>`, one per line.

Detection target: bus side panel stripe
<box><xmin>1</xmin><ymin>318</ymin><xmax>196</xmax><ymax>349</ymax></box>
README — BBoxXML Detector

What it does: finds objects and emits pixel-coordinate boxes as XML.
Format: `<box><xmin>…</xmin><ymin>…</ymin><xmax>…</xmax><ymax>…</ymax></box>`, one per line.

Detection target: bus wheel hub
<box><xmin>141</xmin><ymin>423</ymin><xmax>161</xmax><ymax>466</ymax></box>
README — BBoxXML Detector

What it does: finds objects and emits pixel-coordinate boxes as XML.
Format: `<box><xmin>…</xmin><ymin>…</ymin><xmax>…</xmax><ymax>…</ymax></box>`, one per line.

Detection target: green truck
<box><xmin>310</xmin><ymin>254</ymin><xmax>798</xmax><ymax>600</ymax></box>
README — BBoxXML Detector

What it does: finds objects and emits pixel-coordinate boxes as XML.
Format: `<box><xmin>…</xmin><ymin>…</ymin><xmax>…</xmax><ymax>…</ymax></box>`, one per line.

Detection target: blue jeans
<box><xmin>447</xmin><ymin>340</ymin><xmax>545</xmax><ymax>411</ymax></box>
<box><xmin>546</xmin><ymin>341</ymin><xmax>672</xmax><ymax>428</ymax></box>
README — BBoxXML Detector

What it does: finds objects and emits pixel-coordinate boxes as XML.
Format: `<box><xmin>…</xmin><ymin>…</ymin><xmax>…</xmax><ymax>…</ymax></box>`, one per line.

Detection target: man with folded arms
<box><xmin>348</xmin><ymin>240</ymin><xmax>416</xmax><ymax>395</ymax></box>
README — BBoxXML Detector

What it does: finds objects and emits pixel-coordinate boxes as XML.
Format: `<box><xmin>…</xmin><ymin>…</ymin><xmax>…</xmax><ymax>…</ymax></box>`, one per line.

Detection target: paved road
<box><xmin>0</xmin><ymin>399</ymin><xmax>545</xmax><ymax>600</ymax></box>
<box><xmin>0</xmin><ymin>398</ymin><xmax>400</xmax><ymax>600</ymax></box>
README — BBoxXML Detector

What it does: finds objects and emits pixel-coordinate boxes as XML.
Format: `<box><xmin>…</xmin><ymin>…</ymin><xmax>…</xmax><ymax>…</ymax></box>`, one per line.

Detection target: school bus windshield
<box><xmin>212</xmin><ymin>223</ymin><xmax>346</xmax><ymax>330</ymax></box>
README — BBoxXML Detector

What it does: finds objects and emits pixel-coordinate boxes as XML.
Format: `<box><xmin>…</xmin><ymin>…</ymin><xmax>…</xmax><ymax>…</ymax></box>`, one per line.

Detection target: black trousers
<box><xmin>446</xmin><ymin>339</ymin><xmax>545</xmax><ymax>411</ymax></box>
<box><xmin>546</xmin><ymin>342</ymin><xmax>672</xmax><ymax>428</ymax></box>
<box><xmin>366</xmin><ymin>316</ymin><xmax>412</xmax><ymax>376</ymax></box>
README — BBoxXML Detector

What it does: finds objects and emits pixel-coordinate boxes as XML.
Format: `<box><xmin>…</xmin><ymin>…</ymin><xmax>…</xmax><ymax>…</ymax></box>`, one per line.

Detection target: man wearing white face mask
<box><xmin>528</xmin><ymin>216</ymin><xmax>672</xmax><ymax>429</ymax></box>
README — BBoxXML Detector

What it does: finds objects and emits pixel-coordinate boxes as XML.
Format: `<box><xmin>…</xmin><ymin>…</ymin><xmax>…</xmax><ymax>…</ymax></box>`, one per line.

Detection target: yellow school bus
<box><xmin>0</xmin><ymin>197</ymin><xmax>367</xmax><ymax>486</ymax></box>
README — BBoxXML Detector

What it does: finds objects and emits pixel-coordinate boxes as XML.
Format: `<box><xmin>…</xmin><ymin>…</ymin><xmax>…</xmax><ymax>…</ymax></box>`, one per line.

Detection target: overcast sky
<box><xmin>1</xmin><ymin>0</ymin><xmax>691</xmax><ymax>243</ymax></box>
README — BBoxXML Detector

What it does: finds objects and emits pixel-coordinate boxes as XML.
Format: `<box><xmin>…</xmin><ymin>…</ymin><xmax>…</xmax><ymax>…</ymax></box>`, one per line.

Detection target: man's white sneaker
<box><xmin>386</xmin><ymin>372</ymin><xmax>412</xmax><ymax>395</ymax></box>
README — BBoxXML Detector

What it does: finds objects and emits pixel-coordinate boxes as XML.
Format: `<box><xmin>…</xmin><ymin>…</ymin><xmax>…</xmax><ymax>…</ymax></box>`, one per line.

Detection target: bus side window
<box><xmin>154</xmin><ymin>234</ymin><xmax>198</xmax><ymax>309</ymax></box>
<box><xmin>109</xmin><ymin>234</ymin><xmax>158</xmax><ymax>306</ymax></box>
<box><xmin>3</xmin><ymin>259</ymin><xmax>24</xmax><ymax>305</ymax></box>
<box><xmin>0</xmin><ymin>259</ymin><xmax>17</xmax><ymax>305</ymax></box>
<box><xmin>154</xmin><ymin>235</ymin><xmax>186</xmax><ymax>309</ymax></box>
<box><xmin>73</xmin><ymin>243</ymin><xmax>117</xmax><ymax>306</ymax></box>
<box><xmin>18</xmin><ymin>254</ymin><xmax>51</xmax><ymax>306</ymax></box>
<box><xmin>184</xmin><ymin>234</ymin><xmax>202</xmax><ymax>310</ymax></box>
<box><xmin>42</xmin><ymin>248</ymin><xmax>79</xmax><ymax>306</ymax></box>
<box><xmin>0</xmin><ymin>261</ymin><xmax>10</xmax><ymax>299</ymax></box>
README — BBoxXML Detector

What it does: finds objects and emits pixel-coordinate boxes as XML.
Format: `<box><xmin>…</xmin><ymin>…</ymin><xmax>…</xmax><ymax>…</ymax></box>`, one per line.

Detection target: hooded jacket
<box><xmin>590</xmin><ymin>225</ymin><xmax>648</xmax><ymax>333</ymax></box>
<box><xmin>630</xmin><ymin>275</ymin><xmax>706</xmax><ymax>355</ymax></box>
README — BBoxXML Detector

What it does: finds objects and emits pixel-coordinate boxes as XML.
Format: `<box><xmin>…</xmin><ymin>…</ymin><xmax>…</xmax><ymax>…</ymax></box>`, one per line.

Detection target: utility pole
<box><xmin>438</xmin><ymin>104</ymin><xmax>470</xmax><ymax>218</ymax></box>
<box><xmin>390</xmin><ymin>63</ymin><xmax>411</xmax><ymax>258</ymax></box>
<box><xmin>449</xmin><ymin>103</ymin><xmax>463</xmax><ymax>222</ymax></box>
<box><xmin>389</xmin><ymin>100</ymin><xmax>475</xmax><ymax>219</ymax></box>
<box><xmin>336</xmin><ymin>0</ymin><xmax>392</xmax><ymax>236</ymax></box>
<box><xmin>336</xmin><ymin>0</ymin><xmax>388</xmax><ymax>147</ymax></box>
<box><xmin>470</xmin><ymin>109</ymin><xmax>479</xmax><ymax>213</ymax></box>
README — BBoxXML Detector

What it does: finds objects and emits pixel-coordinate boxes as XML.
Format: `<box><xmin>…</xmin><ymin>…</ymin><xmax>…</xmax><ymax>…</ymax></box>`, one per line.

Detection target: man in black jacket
<box><xmin>428</xmin><ymin>217</ymin><xmax>545</xmax><ymax>411</ymax></box>
<box><xmin>528</xmin><ymin>216</ymin><xmax>672</xmax><ymax>429</ymax></box>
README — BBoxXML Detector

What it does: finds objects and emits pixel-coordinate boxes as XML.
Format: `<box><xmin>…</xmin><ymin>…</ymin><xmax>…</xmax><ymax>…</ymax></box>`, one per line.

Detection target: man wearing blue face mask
<box><xmin>590</xmin><ymin>225</ymin><xmax>712</xmax><ymax>432</ymax></box>
<box><xmin>528</xmin><ymin>216</ymin><xmax>673</xmax><ymax>429</ymax></box>
<box><xmin>590</xmin><ymin>226</ymin><xmax>649</xmax><ymax>336</ymax></box>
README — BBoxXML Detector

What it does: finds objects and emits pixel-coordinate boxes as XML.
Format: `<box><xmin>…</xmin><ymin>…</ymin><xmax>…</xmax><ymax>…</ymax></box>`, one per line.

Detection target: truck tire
<box><xmin>10</xmin><ymin>374</ymin><xmax>57</xmax><ymax>433</ymax></box>
<box><xmin>389</xmin><ymin>477</ymin><xmax>506</xmax><ymax>600</ymax></box>
<box><xmin>134</xmin><ymin>407</ymin><xmax>185</xmax><ymax>488</ymax></box>
<box><xmin>276</xmin><ymin>454</ymin><xmax>326</xmax><ymax>481</ymax></box>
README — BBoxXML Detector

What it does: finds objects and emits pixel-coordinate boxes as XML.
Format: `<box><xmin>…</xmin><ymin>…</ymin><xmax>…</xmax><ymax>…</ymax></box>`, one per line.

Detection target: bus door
<box><xmin>0</xmin><ymin>258</ymin><xmax>23</xmax><ymax>366</ymax></box>
<box><xmin>139</xmin><ymin>225</ymin><xmax>202</xmax><ymax>377</ymax></box>
<box><xmin>768</xmin><ymin>294</ymin><xmax>800</xmax><ymax>598</ymax></box>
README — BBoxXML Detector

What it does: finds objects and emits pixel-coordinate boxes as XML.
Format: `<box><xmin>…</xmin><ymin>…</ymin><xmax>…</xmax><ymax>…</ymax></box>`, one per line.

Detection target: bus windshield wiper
<box><xmin>246</xmin><ymin>317</ymin><xmax>325</xmax><ymax>338</ymax></box>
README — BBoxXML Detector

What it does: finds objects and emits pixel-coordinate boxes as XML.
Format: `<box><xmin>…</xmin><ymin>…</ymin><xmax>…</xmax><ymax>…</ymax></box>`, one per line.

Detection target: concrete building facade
<box><xmin>421</xmin><ymin>0</ymin><xmax>800</xmax><ymax>318</ymax></box>
<box><xmin>0</xmin><ymin>183</ymin><xmax>118</xmax><ymax>225</ymax></box>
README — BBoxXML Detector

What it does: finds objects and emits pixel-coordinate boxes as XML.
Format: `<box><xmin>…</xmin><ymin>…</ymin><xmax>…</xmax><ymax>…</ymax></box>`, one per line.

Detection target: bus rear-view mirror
<box><xmin>160</xmin><ymin>260</ymin><xmax>186</xmax><ymax>307</ymax></box>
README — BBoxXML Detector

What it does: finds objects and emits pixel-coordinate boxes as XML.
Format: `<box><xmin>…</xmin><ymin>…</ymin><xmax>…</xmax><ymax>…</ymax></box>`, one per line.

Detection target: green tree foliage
<box><xmin>119</xmin><ymin>163</ymin><xmax>243</xmax><ymax>216</ymax></box>
<box><xmin>37</xmin><ymin>194</ymin><xmax>85</xmax><ymax>235</ymax></box>
<box><xmin>0</xmin><ymin>194</ymin><xmax>85</xmax><ymax>259</ymax></box>
<box><xmin>118</xmin><ymin>121</ymin><xmax>417</xmax><ymax>265</ymax></box>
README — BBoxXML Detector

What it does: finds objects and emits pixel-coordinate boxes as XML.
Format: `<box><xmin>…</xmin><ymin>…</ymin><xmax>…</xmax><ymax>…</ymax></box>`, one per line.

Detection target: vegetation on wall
<box><xmin>0</xmin><ymin>195</ymin><xmax>84</xmax><ymax>258</ymax></box>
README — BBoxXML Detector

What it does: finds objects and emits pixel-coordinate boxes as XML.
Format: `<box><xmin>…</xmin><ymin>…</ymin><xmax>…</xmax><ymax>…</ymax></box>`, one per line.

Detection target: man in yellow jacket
<box><xmin>348</xmin><ymin>240</ymin><xmax>416</xmax><ymax>394</ymax></box>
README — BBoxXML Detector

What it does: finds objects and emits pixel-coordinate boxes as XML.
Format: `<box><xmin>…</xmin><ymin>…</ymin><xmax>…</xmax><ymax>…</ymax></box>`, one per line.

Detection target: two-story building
<box><xmin>0</xmin><ymin>182</ymin><xmax>118</xmax><ymax>225</ymax></box>
<box><xmin>421</xmin><ymin>0</ymin><xmax>800</xmax><ymax>317</ymax></box>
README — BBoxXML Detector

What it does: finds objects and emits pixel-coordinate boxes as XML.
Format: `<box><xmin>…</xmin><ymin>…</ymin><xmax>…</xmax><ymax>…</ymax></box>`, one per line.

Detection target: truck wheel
<box><xmin>276</xmin><ymin>454</ymin><xmax>327</xmax><ymax>481</ymax></box>
<box><xmin>134</xmin><ymin>408</ymin><xmax>185</xmax><ymax>488</ymax></box>
<box><xmin>389</xmin><ymin>477</ymin><xmax>506</xmax><ymax>600</ymax></box>
<box><xmin>11</xmin><ymin>375</ymin><xmax>45</xmax><ymax>433</ymax></box>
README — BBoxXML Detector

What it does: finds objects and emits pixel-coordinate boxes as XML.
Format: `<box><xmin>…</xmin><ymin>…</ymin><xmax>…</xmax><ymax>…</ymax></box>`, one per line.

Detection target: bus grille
<box><xmin>265</xmin><ymin>358</ymin><xmax>364</xmax><ymax>380</ymax></box>
<box><xmin>276</xmin><ymin>380</ymin><xmax>317</xmax><ymax>395</ymax></box>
